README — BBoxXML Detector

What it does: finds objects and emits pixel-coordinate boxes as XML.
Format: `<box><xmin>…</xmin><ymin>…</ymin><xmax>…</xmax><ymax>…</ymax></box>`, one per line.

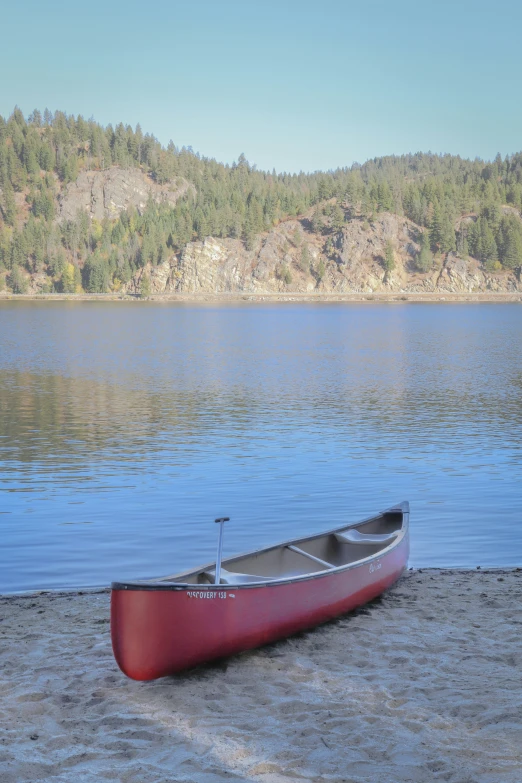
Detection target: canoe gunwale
<box><xmin>112</xmin><ymin>502</ymin><xmax>409</xmax><ymax>592</ymax></box>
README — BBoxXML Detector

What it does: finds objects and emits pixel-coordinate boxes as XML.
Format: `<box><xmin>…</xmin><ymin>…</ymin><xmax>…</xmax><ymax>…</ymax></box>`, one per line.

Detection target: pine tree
<box><xmin>311</xmin><ymin>206</ymin><xmax>324</xmax><ymax>234</ymax></box>
<box><xmin>83</xmin><ymin>254</ymin><xmax>109</xmax><ymax>292</ymax></box>
<box><xmin>457</xmin><ymin>228</ymin><xmax>469</xmax><ymax>258</ymax></box>
<box><xmin>23</xmin><ymin>142</ymin><xmax>40</xmax><ymax>177</ymax></box>
<box><xmin>63</xmin><ymin>155</ymin><xmax>78</xmax><ymax>184</ymax></box>
<box><xmin>482</xmin><ymin>201</ymin><xmax>501</xmax><ymax>234</ymax></box>
<box><xmin>416</xmin><ymin>232</ymin><xmax>433</xmax><ymax>272</ymax></box>
<box><xmin>299</xmin><ymin>244</ymin><xmax>312</xmax><ymax>273</ymax></box>
<box><xmin>1</xmin><ymin>182</ymin><xmax>16</xmax><ymax>225</ymax></box>
<box><xmin>0</xmin><ymin>226</ymin><xmax>10</xmax><ymax>269</ymax></box>
<box><xmin>9</xmin><ymin>265</ymin><xmax>27</xmax><ymax>293</ymax></box>
<box><xmin>0</xmin><ymin>115</ymin><xmax>7</xmax><ymax>145</ymax></box>
<box><xmin>377</xmin><ymin>181</ymin><xmax>393</xmax><ymax>212</ymax></box>
<box><xmin>429</xmin><ymin>203</ymin><xmax>444</xmax><ymax>250</ymax></box>
<box><xmin>383</xmin><ymin>240</ymin><xmax>395</xmax><ymax>272</ymax></box>
<box><xmin>39</xmin><ymin>143</ymin><xmax>55</xmax><ymax>171</ymax></box>
<box><xmin>47</xmin><ymin>248</ymin><xmax>66</xmax><ymax>277</ymax></box>
<box><xmin>501</xmin><ymin>225</ymin><xmax>522</xmax><ymax>269</ymax></box>
<box><xmin>430</xmin><ymin>203</ymin><xmax>455</xmax><ymax>253</ymax></box>
<box><xmin>440</xmin><ymin>214</ymin><xmax>456</xmax><ymax>253</ymax></box>
<box><xmin>140</xmin><ymin>271</ymin><xmax>151</xmax><ymax>298</ymax></box>
<box><xmin>141</xmin><ymin>228</ymin><xmax>158</xmax><ymax>264</ymax></box>
<box><xmin>315</xmin><ymin>258</ymin><xmax>325</xmax><ymax>281</ymax></box>
<box><xmin>330</xmin><ymin>204</ymin><xmax>344</xmax><ymax>232</ymax></box>
<box><xmin>477</xmin><ymin>218</ymin><xmax>498</xmax><ymax>269</ymax></box>
<box><xmin>112</xmin><ymin>123</ymin><xmax>128</xmax><ymax>166</ymax></box>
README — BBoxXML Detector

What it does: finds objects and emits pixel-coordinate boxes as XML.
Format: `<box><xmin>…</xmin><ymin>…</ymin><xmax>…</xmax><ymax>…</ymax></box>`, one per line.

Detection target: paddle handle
<box><xmin>214</xmin><ymin>517</ymin><xmax>229</xmax><ymax>585</ymax></box>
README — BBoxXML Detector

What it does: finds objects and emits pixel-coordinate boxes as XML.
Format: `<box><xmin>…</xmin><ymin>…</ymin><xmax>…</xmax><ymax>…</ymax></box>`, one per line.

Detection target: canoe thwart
<box><xmin>285</xmin><ymin>545</ymin><xmax>335</xmax><ymax>570</ymax></box>
<box><xmin>335</xmin><ymin>529</ymin><xmax>399</xmax><ymax>545</ymax></box>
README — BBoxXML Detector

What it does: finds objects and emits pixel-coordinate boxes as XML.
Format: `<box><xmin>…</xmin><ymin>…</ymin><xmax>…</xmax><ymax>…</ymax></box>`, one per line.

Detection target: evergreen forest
<box><xmin>1</xmin><ymin>107</ymin><xmax>522</xmax><ymax>293</ymax></box>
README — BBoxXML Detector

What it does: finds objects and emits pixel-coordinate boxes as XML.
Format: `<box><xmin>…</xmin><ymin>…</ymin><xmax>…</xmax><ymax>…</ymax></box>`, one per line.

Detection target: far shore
<box><xmin>1</xmin><ymin>291</ymin><xmax>522</xmax><ymax>304</ymax></box>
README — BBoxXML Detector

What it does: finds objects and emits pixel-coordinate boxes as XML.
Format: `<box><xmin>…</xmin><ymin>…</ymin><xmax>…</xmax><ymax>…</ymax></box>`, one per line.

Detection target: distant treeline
<box><xmin>1</xmin><ymin>107</ymin><xmax>522</xmax><ymax>293</ymax></box>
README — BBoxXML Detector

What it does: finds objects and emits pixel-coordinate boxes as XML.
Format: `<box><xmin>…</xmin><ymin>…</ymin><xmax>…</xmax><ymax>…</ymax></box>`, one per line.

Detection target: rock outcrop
<box><xmin>123</xmin><ymin>210</ymin><xmax>522</xmax><ymax>296</ymax></box>
<box><xmin>57</xmin><ymin>167</ymin><xmax>194</xmax><ymax>223</ymax></box>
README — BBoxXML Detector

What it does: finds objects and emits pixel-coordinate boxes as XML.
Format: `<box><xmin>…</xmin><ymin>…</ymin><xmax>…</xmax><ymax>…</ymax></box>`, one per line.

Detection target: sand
<box><xmin>1</xmin><ymin>570</ymin><xmax>521</xmax><ymax>783</ymax></box>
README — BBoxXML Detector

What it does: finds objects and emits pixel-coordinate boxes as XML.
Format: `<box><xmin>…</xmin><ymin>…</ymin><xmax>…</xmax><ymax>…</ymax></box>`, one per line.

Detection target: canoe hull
<box><xmin>111</xmin><ymin>530</ymin><xmax>408</xmax><ymax>681</ymax></box>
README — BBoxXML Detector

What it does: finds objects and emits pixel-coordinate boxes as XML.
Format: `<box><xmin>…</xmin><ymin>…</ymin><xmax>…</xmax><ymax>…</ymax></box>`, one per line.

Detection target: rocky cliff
<box><xmin>123</xmin><ymin>210</ymin><xmax>522</xmax><ymax>296</ymax></box>
<box><xmin>58</xmin><ymin>168</ymin><xmax>194</xmax><ymax>223</ymax></box>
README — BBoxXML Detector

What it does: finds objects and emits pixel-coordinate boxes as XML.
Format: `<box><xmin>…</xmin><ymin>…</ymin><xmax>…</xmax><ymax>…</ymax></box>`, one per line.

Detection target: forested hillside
<box><xmin>1</xmin><ymin>107</ymin><xmax>522</xmax><ymax>294</ymax></box>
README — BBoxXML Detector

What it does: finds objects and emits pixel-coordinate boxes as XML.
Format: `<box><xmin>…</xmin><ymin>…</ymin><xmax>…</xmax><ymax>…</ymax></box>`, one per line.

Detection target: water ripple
<box><xmin>0</xmin><ymin>302</ymin><xmax>521</xmax><ymax>592</ymax></box>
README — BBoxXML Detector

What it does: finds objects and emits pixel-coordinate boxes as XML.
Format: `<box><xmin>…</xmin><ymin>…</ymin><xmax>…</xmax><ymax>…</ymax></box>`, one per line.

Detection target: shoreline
<box><xmin>1</xmin><ymin>291</ymin><xmax>522</xmax><ymax>304</ymax></box>
<box><xmin>2</xmin><ymin>568</ymin><xmax>521</xmax><ymax>782</ymax></box>
<box><xmin>2</xmin><ymin>566</ymin><xmax>520</xmax><ymax>598</ymax></box>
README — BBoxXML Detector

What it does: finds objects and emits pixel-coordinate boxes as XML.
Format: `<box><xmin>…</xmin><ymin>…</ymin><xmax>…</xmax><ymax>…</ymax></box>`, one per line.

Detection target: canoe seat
<box><xmin>204</xmin><ymin>568</ymin><xmax>273</xmax><ymax>585</ymax></box>
<box><xmin>335</xmin><ymin>529</ymin><xmax>399</xmax><ymax>545</ymax></box>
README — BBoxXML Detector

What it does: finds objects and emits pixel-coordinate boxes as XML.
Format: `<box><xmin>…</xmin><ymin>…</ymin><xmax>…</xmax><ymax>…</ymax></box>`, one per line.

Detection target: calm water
<box><xmin>1</xmin><ymin>302</ymin><xmax>521</xmax><ymax>593</ymax></box>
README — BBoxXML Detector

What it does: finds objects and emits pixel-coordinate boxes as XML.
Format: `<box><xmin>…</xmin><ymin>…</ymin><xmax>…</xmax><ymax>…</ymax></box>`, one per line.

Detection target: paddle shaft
<box><xmin>214</xmin><ymin>517</ymin><xmax>229</xmax><ymax>585</ymax></box>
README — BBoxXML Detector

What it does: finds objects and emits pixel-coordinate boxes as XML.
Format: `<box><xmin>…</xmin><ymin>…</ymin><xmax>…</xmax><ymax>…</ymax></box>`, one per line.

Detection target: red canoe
<box><xmin>111</xmin><ymin>501</ymin><xmax>409</xmax><ymax>680</ymax></box>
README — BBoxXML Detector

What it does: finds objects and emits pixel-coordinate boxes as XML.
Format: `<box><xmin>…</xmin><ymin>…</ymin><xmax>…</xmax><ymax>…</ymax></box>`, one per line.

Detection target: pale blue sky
<box><xmin>2</xmin><ymin>0</ymin><xmax>521</xmax><ymax>172</ymax></box>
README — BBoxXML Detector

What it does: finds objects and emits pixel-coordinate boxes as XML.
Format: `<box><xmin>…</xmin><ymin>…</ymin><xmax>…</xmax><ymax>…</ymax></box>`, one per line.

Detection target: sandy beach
<box><xmin>1</xmin><ymin>570</ymin><xmax>521</xmax><ymax>783</ymax></box>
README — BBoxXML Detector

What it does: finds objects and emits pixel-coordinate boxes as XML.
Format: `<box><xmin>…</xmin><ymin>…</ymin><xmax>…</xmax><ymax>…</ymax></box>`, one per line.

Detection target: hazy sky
<box><xmin>2</xmin><ymin>0</ymin><xmax>521</xmax><ymax>172</ymax></box>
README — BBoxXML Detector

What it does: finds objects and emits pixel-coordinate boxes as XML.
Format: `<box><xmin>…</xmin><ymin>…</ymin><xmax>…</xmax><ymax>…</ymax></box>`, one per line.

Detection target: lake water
<box><xmin>1</xmin><ymin>302</ymin><xmax>521</xmax><ymax>593</ymax></box>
